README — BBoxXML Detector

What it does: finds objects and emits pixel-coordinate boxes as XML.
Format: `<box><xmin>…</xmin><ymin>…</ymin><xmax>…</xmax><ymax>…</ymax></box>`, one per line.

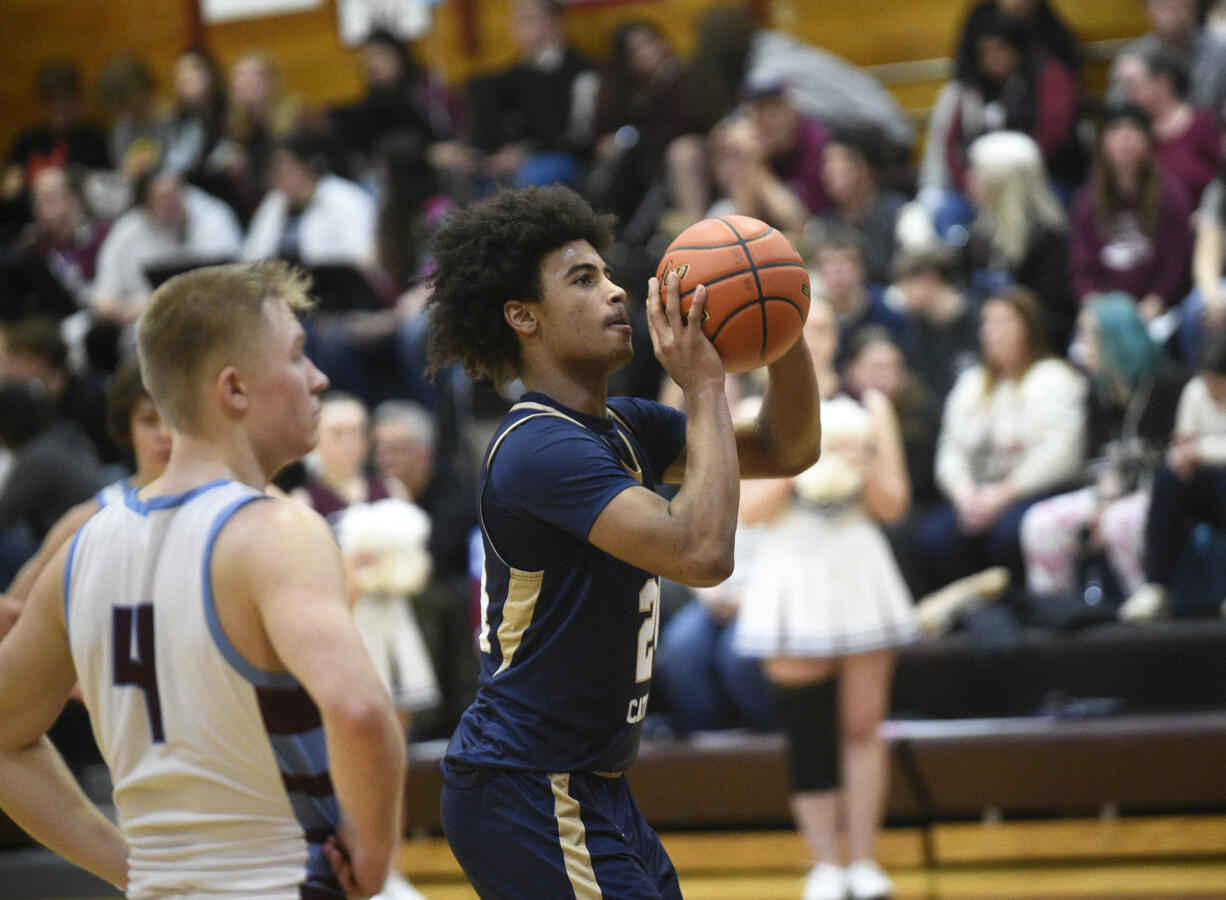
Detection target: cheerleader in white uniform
<box><xmin>735</xmin><ymin>297</ymin><xmax>916</xmax><ymax>900</ymax></box>
<box><xmin>335</xmin><ymin>498</ymin><xmax>439</xmax><ymax>900</ymax></box>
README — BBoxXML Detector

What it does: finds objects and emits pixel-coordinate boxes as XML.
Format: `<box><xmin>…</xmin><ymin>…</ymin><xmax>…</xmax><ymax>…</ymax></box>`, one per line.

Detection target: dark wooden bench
<box><xmin>403</xmin><ymin>709</ymin><xmax>1226</xmax><ymax>850</ymax></box>
<box><xmin>891</xmin><ymin>619</ymin><xmax>1226</xmax><ymax>719</ymax></box>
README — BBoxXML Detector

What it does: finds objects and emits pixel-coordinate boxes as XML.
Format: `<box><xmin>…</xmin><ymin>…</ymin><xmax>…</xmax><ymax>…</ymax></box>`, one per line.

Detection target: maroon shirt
<box><xmin>26</xmin><ymin>218</ymin><xmax>111</xmax><ymax>284</ymax></box>
<box><xmin>1154</xmin><ymin>108</ymin><xmax>1221</xmax><ymax>206</ymax></box>
<box><xmin>300</xmin><ymin>475</ymin><xmax>391</xmax><ymax>522</ymax></box>
<box><xmin>946</xmin><ymin>55</ymin><xmax>1082</xmax><ymax>191</ymax></box>
<box><xmin>1068</xmin><ymin>171</ymin><xmax>1194</xmax><ymax>308</ymax></box>
<box><xmin>774</xmin><ymin>114</ymin><xmax>830</xmax><ymax>216</ymax></box>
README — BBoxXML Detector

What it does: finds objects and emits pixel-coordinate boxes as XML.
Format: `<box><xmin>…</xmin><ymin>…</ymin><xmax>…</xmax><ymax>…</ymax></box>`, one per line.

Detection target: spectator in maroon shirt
<box><xmin>12</xmin><ymin>166</ymin><xmax>110</xmax><ymax>316</ymax></box>
<box><xmin>954</xmin><ymin>0</ymin><xmax>1083</xmax><ymax>84</ymax></box>
<box><xmin>1124</xmin><ymin>48</ymin><xmax>1221</xmax><ymax>205</ymax></box>
<box><xmin>291</xmin><ymin>391</ymin><xmax>394</xmax><ymax>522</ymax></box>
<box><xmin>706</xmin><ymin>75</ymin><xmax>829</xmax><ymax>232</ymax></box>
<box><xmin>1069</xmin><ymin>103</ymin><xmax>1194</xmax><ymax>321</ymax></box>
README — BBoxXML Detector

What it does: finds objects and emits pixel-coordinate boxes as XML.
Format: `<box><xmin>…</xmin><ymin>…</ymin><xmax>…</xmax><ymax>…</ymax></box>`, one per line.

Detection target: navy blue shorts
<box><xmin>440</xmin><ymin>760</ymin><xmax>682</xmax><ymax>900</ymax></box>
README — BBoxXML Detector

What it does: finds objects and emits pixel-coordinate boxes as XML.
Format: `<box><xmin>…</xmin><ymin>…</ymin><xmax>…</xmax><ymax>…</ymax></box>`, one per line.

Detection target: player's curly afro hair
<box><xmin>425</xmin><ymin>185</ymin><xmax>617</xmax><ymax>386</ymax></box>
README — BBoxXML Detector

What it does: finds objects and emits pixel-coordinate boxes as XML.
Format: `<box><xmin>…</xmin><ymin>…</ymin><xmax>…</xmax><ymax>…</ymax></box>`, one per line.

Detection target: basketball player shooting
<box><xmin>425</xmin><ymin>185</ymin><xmax>821</xmax><ymax>899</ymax></box>
<box><xmin>0</xmin><ymin>261</ymin><xmax>405</xmax><ymax>898</ymax></box>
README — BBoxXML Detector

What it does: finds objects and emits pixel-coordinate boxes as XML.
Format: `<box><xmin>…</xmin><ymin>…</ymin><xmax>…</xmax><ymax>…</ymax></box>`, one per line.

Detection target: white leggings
<box><xmin>1019</xmin><ymin>486</ymin><xmax>1149</xmax><ymax>599</ymax></box>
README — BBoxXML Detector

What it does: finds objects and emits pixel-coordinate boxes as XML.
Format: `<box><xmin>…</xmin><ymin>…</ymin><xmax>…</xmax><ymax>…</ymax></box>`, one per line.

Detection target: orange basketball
<box><xmin>655</xmin><ymin>215</ymin><xmax>810</xmax><ymax>373</ymax></box>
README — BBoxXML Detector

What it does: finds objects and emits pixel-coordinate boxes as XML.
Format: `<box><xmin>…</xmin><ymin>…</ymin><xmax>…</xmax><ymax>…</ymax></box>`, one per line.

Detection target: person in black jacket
<box><xmin>954</xmin><ymin>0</ymin><xmax>1083</xmax><ymax>85</ymax></box>
<box><xmin>0</xmin><ymin>378</ymin><xmax>107</xmax><ymax>587</ymax></box>
<box><xmin>461</xmin><ymin>0</ymin><xmax>597</xmax><ymax>192</ymax></box>
<box><xmin>330</xmin><ymin>28</ymin><xmax>443</xmax><ymax>180</ymax></box>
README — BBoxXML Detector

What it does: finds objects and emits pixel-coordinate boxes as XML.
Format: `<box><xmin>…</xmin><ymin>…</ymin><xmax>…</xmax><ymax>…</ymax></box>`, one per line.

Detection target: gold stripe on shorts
<box><xmin>549</xmin><ymin>772</ymin><xmax>603</xmax><ymax>899</ymax></box>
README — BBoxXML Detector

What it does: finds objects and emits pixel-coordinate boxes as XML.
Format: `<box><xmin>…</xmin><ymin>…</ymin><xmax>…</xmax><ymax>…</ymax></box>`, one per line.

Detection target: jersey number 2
<box><xmin>113</xmin><ymin>605</ymin><xmax>165</xmax><ymax>743</ymax></box>
<box><xmin>635</xmin><ymin>580</ymin><xmax>660</xmax><ymax>683</ymax></box>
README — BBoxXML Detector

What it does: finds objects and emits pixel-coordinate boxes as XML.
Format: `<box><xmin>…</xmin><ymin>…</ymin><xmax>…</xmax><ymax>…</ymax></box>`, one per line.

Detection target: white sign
<box><xmin>203</xmin><ymin>0</ymin><xmax>324</xmax><ymax>23</ymax></box>
<box><xmin>337</xmin><ymin>0</ymin><xmax>434</xmax><ymax>45</ymax></box>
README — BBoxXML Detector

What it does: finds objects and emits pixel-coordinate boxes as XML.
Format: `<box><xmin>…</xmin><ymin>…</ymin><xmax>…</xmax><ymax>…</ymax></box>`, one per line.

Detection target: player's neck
<box><xmin>520</xmin><ymin>367</ymin><xmax>609</xmax><ymax>418</ymax></box>
<box><xmin>146</xmin><ymin>433</ymin><xmax>269</xmax><ymax>495</ymax></box>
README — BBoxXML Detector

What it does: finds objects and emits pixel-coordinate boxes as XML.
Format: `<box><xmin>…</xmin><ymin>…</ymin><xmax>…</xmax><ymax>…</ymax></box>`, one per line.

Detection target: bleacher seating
<box><xmin>398</xmin><ymin>619</ymin><xmax>1226</xmax><ymax>837</ymax></box>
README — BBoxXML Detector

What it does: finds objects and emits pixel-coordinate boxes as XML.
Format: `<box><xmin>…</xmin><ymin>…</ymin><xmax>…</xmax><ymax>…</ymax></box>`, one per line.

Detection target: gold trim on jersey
<box><xmin>511</xmin><ymin>401</ymin><xmax>642</xmax><ymax>483</ymax></box>
<box><xmin>480</xmin><ymin>402</ymin><xmax>647</xmax><ymax>574</ymax></box>
<box><xmin>493</xmin><ymin>568</ymin><xmax>542</xmax><ymax>676</ymax></box>
<box><xmin>549</xmin><ymin>773</ymin><xmax>603</xmax><ymax>899</ymax></box>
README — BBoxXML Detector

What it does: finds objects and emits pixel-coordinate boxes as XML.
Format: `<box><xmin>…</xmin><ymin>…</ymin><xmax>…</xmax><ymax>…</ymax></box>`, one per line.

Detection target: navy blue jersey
<box><xmin>445</xmin><ymin>392</ymin><xmax>686</xmax><ymax>774</ymax></box>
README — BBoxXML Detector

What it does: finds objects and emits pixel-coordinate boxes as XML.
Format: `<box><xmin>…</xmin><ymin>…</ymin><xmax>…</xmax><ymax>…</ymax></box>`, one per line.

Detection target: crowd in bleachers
<box><xmin>6</xmin><ymin>0</ymin><xmax>1226</xmax><ymax>746</ymax></box>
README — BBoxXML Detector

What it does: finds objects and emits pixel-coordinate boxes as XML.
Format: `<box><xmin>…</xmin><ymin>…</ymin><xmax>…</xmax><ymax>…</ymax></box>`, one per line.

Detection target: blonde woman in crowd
<box><xmin>962</xmin><ymin>130</ymin><xmax>1076</xmax><ymax>349</ymax></box>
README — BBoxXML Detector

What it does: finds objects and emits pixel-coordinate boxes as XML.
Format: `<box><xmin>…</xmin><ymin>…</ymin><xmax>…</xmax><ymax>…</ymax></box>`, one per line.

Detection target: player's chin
<box><xmin>610</xmin><ymin>338</ymin><xmax>634</xmax><ymax>364</ymax></box>
<box><xmin>298</xmin><ymin>429</ymin><xmax>321</xmax><ymax>457</ymax></box>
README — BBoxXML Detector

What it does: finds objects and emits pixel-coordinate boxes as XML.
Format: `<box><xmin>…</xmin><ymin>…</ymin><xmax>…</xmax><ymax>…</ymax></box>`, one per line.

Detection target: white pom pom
<box><xmin>335</xmin><ymin>498</ymin><xmax>433</xmax><ymax>596</ymax></box>
<box><xmin>793</xmin><ymin>395</ymin><xmax>872</xmax><ymax>509</ymax></box>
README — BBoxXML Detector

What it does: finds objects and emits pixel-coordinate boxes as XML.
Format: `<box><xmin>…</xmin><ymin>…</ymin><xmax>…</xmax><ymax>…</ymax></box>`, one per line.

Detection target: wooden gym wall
<box><xmin>0</xmin><ymin>0</ymin><xmax>1150</xmax><ymax>167</ymax></box>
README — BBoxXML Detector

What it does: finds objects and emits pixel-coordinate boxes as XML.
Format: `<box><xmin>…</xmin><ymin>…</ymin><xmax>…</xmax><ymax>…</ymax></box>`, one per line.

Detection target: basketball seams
<box><xmin>715</xmin><ymin>215</ymin><xmax>770</xmax><ymax>242</ymax></box>
<box><xmin>665</xmin><ymin>232</ymin><xmax>778</xmax><ymax>255</ymax></box>
<box><xmin>722</xmin><ymin>219</ymin><xmax>775</xmax><ymax>364</ymax></box>
<box><xmin>656</xmin><ymin>214</ymin><xmax>809</xmax><ymax>373</ymax></box>
<box><xmin>665</xmin><ymin>236</ymin><xmax>776</xmax><ymax>252</ymax></box>
<box><xmin>676</xmin><ymin>261</ymin><xmax>808</xmax><ymax>301</ymax></box>
<box><xmin>707</xmin><ymin>297</ymin><xmax>807</xmax><ymax>343</ymax></box>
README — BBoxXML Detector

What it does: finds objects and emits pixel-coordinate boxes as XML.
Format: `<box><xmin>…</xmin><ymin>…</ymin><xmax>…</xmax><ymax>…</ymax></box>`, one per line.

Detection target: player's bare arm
<box><xmin>736</xmin><ymin>331</ymin><xmax>822</xmax><ymax>477</ymax></box>
<box><xmin>4</xmin><ymin>497</ymin><xmax>98</xmax><ymax>609</ymax></box>
<box><xmin>663</xmin><ymin>326</ymin><xmax>821</xmax><ymax>484</ymax></box>
<box><xmin>0</xmin><ymin>594</ymin><xmax>20</xmax><ymax>639</ymax></box>
<box><xmin>0</xmin><ymin>541</ymin><xmax>129</xmax><ymax>889</ymax></box>
<box><xmin>212</xmin><ymin>498</ymin><xmax>406</xmax><ymax>897</ymax></box>
<box><xmin>588</xmin><ymin>273</ymin><xmax>738</xmax><ymax>587</ymax></box>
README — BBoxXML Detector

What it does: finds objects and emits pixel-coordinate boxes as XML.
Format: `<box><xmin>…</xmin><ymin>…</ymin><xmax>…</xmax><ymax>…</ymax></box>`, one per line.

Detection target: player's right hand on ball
<box><xmin>646</xmin><ymin>271</ymin><xmax>725</xmax><ymax>393</ymax></box>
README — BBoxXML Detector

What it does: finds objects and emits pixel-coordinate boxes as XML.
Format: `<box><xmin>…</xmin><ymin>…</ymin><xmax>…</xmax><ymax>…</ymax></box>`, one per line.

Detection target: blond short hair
<box><xmin>137</xmin><ymin>260</ymin><xmax>314</xmax><ymax>430</ymax></box>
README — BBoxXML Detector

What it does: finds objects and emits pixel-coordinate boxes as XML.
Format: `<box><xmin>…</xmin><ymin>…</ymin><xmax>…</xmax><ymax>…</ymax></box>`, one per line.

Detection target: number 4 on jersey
<box><xmin>113</xmin><ymin>604</ymin><xmax>165</xmax><ymax>743</ymax></box>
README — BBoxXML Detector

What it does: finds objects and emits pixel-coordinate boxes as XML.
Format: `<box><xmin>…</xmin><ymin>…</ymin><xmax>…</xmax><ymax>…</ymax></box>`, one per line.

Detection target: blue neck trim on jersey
<box><xmin>94</xmin><ymin>476</ymin><xmax>131</xmax><ymax>508</ymax></box>
<box><xmin>201</xmin><ymin>491</ymin><xmax>298</xmax><ymax>688</ymax></box>
<box><xmin>124</xmin><ymin>478</ymin><xmax>234</xmax><ymax>515</ymax></box>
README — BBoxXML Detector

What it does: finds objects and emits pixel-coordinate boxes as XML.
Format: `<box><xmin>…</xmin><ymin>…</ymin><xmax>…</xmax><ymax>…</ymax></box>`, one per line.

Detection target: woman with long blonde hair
<box><xmin>964</xmin><ymin>129</ymin><xmax>1077</xmax><ymax>348</ymax></box>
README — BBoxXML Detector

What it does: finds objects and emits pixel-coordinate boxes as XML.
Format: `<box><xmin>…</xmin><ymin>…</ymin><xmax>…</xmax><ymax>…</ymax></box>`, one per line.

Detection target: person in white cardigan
<box><xmin>86</xmin><ymin>169</ymin><xmax>243</xmax><ymax>369</ymax></box>
<box><xmin>915</xmin><ymin>284</ymin><xmax>1087</xmax><ymax>597</ymax></box>
<box><xmin>242</xmin><ymin>133</ymin><xmax>377</xmax><ymax>267</ymax></box>
<box><xmin>92</xmin><ymin>169</ymin><xmax>243</xmax><ymax>323</ymax></box>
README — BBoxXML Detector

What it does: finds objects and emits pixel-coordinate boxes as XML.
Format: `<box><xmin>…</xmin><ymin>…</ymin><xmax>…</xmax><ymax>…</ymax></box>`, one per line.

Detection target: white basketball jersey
<box><xmin>94</xmin><ymin>476</ymin><xmax>130</xmax><ymax>509</ymax></box>
<box><xmin>65</xmin><ymin>480</ymin><xmax>345</xmax><ymax>899</ymax></box>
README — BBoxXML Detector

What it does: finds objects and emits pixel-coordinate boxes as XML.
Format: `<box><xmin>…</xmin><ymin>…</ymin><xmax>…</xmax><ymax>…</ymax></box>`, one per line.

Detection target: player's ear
<box><xmin>215</xmin><ymin>365</ymin><xmax>250</xmax><ymax>416</ymax></box>
<box><xmin>504</xmin><ymin>300</ymin><xmax>538</xmax><ymax>336</ymax></box>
